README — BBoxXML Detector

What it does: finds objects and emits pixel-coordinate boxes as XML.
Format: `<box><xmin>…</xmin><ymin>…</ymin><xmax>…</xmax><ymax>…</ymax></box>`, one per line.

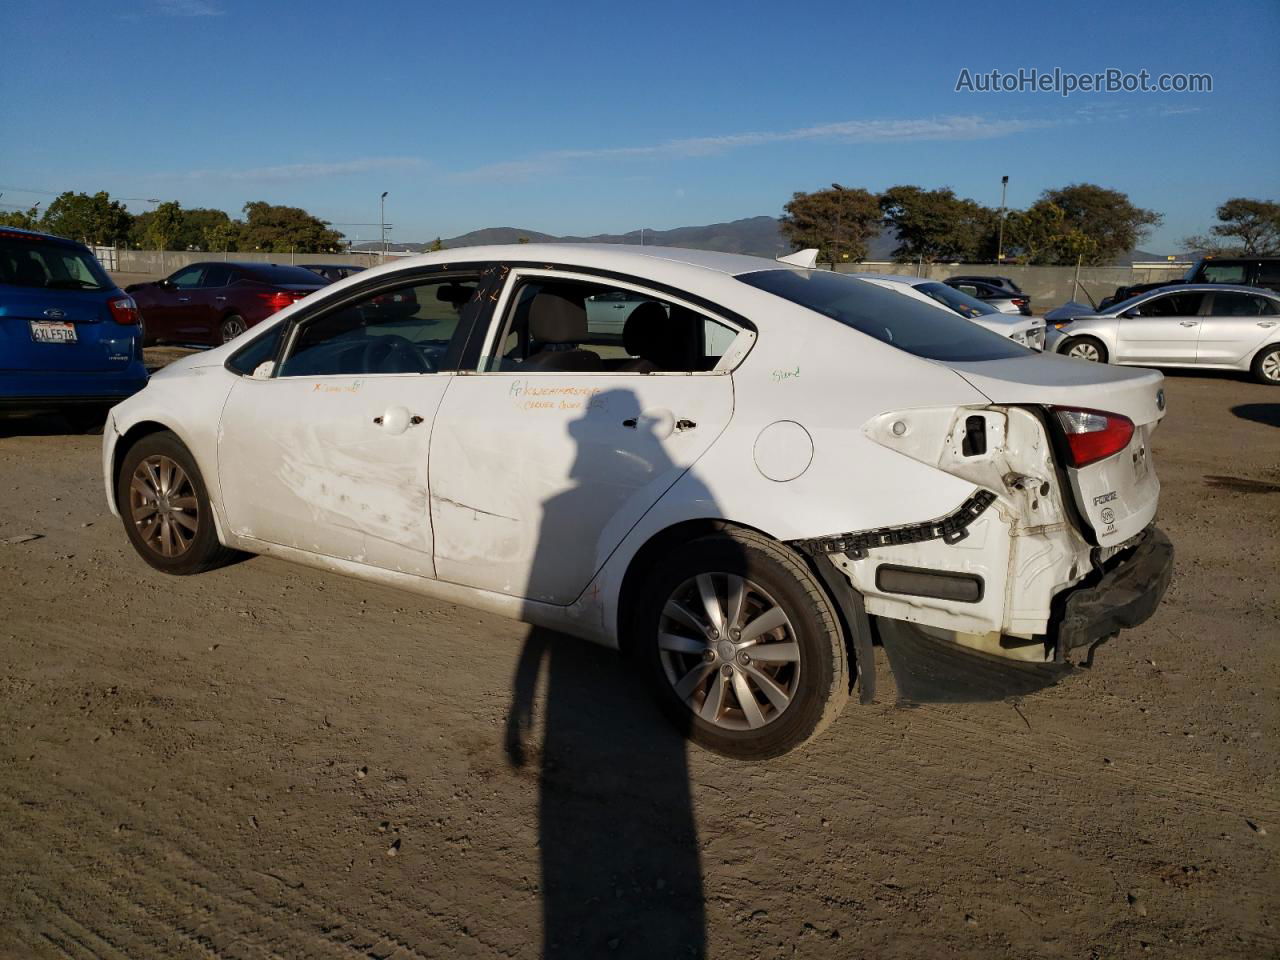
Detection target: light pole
<box><xmin>996</xmin><ymin>175</ymin><xmax>1009</xmax><ymax>264</ymax></box>
<box><xmin>380</xmin><ymin>191</ymin><xmax>389</xmax><ymax>257</ymax></box>
<box><xmin>831</xmin><ymin>182</ymin><xmax>846</xmax><ymax>270</ymax></box>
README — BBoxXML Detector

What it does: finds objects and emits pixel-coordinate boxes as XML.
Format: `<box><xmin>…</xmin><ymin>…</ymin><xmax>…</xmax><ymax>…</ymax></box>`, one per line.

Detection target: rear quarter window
<box><xmin>738</xmin><ymin>269</ymin><xmax>1028</xmax><ymax>362</ymax></box>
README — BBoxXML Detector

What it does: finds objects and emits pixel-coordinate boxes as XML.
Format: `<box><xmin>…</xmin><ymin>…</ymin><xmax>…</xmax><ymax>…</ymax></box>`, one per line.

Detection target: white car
<box><xmin>849</xmin><ymin>273</ymin><xmax>1046</xmax><ymax>350</ymax></box>
<box><xmin>1046</xmin><ymin>284</ymin><xmax>1280</xmax><ymax>384</ymax></box>
<box><xmin>103</xmin><ymin>245</ymin><xmax>1173</xmax><ymax>759</ymax></box>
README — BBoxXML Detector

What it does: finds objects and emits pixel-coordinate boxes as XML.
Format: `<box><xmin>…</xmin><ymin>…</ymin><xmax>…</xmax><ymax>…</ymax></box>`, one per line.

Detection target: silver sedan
<box><xmin>1046</xmin><ymin>284</ymin><xmax>1280</xmax><ymax>384</ymax></box>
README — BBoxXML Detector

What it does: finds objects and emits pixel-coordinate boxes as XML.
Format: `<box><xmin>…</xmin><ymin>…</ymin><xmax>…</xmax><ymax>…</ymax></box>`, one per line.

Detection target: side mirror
<box><xmin>157</xmin><ymin>279</ymin><xmax>173</xmax><ymax>290</ymax></box>
<box><xmin>251</xmin><ymin>361</ymin><xmax>275</xmax><ymax>380</ymax></box>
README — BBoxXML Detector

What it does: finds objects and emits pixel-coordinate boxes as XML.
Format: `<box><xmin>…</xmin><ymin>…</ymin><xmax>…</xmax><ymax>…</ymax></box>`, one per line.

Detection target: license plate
<box><xmin>30</xmin><ymin>320</ymin><xmax>77</xmax><ymax>344</ymax></box>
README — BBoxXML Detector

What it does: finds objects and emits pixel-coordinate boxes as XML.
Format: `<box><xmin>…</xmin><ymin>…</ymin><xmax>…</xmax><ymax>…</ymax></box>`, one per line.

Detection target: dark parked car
<box><xmin>943</xmin><ymin>278</ymin><xmax>1032</xmax><ymax>315</ymax></box>
<box><xmin>127</xmin><ymin>262</ymin><xmax>326</xmax><ymax>346</ymax></box>
<box><xmin>299</xmin><ymin>263</ymin><xmax>366</xmax><ymax>283</ymax></box>
<box><xmin>1099</xmin><ymin>256</ymin><xmax>1280</xmax><ymax>310</ymax></box>
<box><xmin>948</xmin><ymin>274</ymin><xmax>1025</xmax><ymax>296</ymax></box>
<box><xmin>1</xmin><ymin>227</ymin><xmax>147</xmax><ymax>428</ymax></box>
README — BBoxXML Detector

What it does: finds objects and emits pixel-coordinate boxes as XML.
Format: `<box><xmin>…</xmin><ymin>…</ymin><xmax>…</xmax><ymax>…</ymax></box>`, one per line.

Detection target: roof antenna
<box><xmin>777</xmin><ymin>249</ymin><xmax>818</xmax><ymax>268</ymax></box>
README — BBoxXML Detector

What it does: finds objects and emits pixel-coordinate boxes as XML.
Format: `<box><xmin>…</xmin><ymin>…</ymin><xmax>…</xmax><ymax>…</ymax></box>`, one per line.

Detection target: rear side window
<box><xmin>1211</xmin><ymin>292</ymin><xmax>1278</xmax><ymax>317</ymax></box>
<box><xmin>738</xmin><ymin>269</ymin><xmax>1027</xmax><ymax>362</ymax></box>
<box><xmin>0</xmin><ymin>235</ymin><xmax>111</xmax><ymax>291</ymax></box>
<box><xmin>243</xmin><ymin>264</ymin><xmax>328</xmax><ymax>285</ymax></box>
<box><xmin>1199</xmin><ymin>262</ymin><xmax>1247</xmax><ymax>284</ymax></box>
<box><xmin>1256</xmin><ymin>261</ymin><xmax>1280</xmax><ymax>288</ymax></box>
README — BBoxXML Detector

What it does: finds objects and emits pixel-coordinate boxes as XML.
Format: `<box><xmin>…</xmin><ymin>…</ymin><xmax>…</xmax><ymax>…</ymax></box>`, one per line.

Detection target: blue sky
<box><xmin>3</xmin><ymin>0</ymin><xmax>1277</xmax><ymax>251</ymax></box>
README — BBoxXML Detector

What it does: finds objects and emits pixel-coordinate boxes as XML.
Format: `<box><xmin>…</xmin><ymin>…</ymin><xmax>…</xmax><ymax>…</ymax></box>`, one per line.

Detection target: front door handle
<box><xmin>1178</xmin><ymin>320</ymin><xmax>1198</xmax><ymax>327</ymax></box>
<box><xmin>675</xmin><ymin>418</ymin><xmax>696</xmax><ymax>431</ymax></box>
<box><xmin>177</xmin><ymin>296</ymin><xmax>191</xmax><ymax>303</ymax></box>
<box><xmin>215</xmin><ymin>296</ymin><xmax>227</xmax><ymax>301</ymax></box>
<box><xmin>622</xmin><ymin>418</ymin><xmax>638</xmax><ymax>428</ymax></box>
<box><xmin>1258</xmin><ymin>321</ymin><xmax>1278</xmax><ymax>328</ymax></box>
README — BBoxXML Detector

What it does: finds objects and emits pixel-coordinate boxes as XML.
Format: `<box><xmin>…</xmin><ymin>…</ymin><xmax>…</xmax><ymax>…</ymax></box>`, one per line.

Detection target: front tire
<box><xmin>116</xmin><ymin>431</ymin><xmax>238</xmax><ymax>575</ymax></box>
<box><xmin>1251</xmin><ymin>344</ymin><xmax>1280</xmax><ymax>385</ymax></box>
<box><xmin>636</xmin><ymin>529</ymin><xmax>848</xmax><ymax>760</ymax></box>
<box><xmin>1062</xmin><ymin>336</ymin><xmax>1108</xmax><ymax>364</ymax></box>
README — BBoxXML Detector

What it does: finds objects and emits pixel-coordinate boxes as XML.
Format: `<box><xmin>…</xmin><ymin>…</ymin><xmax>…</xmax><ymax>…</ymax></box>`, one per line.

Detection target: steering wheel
<box><xmin>360</xmin><ymin>334</ymin><xmax>434</xmax><ymax>374</ymax></box>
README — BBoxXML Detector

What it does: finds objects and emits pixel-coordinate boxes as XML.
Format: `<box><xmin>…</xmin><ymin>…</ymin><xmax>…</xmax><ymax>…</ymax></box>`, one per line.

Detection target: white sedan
<box><xmin>103</xmin><ymin>245</ymin><xmax>1173</xmax><ymax>758</ymax></box>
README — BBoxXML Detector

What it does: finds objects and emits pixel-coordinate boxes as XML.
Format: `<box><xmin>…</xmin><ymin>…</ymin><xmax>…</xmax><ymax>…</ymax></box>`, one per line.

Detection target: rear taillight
<box><xmin>1012</xmin><ymin>297</ymin><xmax>1029</xmax><ymax>307</ymax></box>
<box><xmin>107</xmin><ymin>295</ymin><xmax>139</xmax><ymax>326</ymax></box>
<box><xmin>256</xmin><ymin>290</ymin><xmax>310</xmax><ymax>313</ymax></box>
<box><xmin>1053</xmin><ymin>407</ymin><xmax>1135</xmax><ymax>467</ymax></box>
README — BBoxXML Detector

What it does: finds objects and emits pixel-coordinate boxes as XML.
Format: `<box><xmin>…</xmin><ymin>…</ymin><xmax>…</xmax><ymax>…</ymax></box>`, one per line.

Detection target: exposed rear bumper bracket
<box><xmin>793</xmin><ymin>489</ymin><xmax>998</xmax><ymax>560</ymax></box>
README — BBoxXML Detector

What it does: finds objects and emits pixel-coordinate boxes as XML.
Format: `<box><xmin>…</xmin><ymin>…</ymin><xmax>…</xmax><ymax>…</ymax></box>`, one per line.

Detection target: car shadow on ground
<box><xmin>0</xmin><ymin>412</ymin><xmax>101</xmax><ymax>438</ymax></box>
<box><xmin>1231</xmin><ymin>403</ymin><xmax>1280</xmax><ymax>428</ymax></box>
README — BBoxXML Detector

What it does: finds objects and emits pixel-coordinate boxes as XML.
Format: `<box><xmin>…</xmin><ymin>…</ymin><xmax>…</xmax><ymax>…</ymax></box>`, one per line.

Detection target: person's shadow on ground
<box><xmin>505</xmin><ymin>387</ymin><xmax>709</xmax><ymax>959</ymax></box>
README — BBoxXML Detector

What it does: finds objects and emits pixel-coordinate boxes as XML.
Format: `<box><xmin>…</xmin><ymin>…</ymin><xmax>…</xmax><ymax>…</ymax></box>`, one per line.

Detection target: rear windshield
<box><xmin>0</xmin><ymin>236</ymin><xmax>111</xmax><ymax>291</ymax></box>
<box><xmin>738</xmin><ymin>269</ymin><xmax>1029</xmax><ymax>362</ymax></box>
<box><xmin>241</xmin><ymin>264</ymin><xmax>328</xmax><ymax>286</ymax></box>
<box><xmin>913</xmin><ymin>281</ymin><xmax>1001</xmax><ymax>318</ymax></box>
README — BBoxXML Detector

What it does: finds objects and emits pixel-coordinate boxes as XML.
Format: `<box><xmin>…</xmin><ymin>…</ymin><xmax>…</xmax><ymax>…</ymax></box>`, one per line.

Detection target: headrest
<box><xmin>622</xmin><ymin>301</ymin><xmax>697</xmax><ymax>371</ymax></box>
<box><xmin>529</xmin><ymin>288</ymin><xmax>588</xmax><ymax>343</ymax></box>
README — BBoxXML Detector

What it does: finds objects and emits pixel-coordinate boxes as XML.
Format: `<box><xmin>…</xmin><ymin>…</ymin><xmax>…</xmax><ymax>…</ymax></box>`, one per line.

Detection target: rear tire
<box><xmin>636</xmin><ymin>529</ymin><xmax>848</xmax><ymax>760</ymax></box>
<box><xmin>1062</xmin><ymin>336</ymin><xmax>1108</xmax><ymax>363</ymax></box>
<box><xmin>116</xmin><ymin>431</ymin><xmax>239</xmax><ymax>575</ymax></box>
<box><xmin>1251</xmin><ymin>343</ymin><xmax>1280</xmax><ymax>385</ymax></box>
<box><xmin>220</xmin><ymin>315</ymin><xmax>247</xmax><ymax>344</ymax></box>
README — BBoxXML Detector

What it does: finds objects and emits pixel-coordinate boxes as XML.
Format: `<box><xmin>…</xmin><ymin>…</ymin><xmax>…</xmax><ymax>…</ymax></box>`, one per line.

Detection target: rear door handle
<box><xmin>215</xmin><ymin>296</ymin><xmax>227</xmax><ymax>301</ymax></box>
<box><xmin>1258</xmin><ymin>321</ymin><xmax>1278</xmax><ymax>328</ymax></box>
<box><xmin>675</xmin><ymin>419</ymin><xmax>696</xmax><ymax>431</ymax></box>
<box><xmin>1178</xmin><ymin>320</ymin><xmax>1197</xmax><ymax>327</ymax></box>
<box><xmin>177</xmin><ymin>296</ymin><xmax>190</xmax><ymax>303</ymax></box>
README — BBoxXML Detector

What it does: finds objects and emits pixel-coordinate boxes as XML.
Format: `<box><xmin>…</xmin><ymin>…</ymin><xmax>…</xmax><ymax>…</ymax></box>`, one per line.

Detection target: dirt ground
<box><xmin>1</xmin><ymin>363</ymin><xmax>1276</xmax><ymax>959</ymax></box>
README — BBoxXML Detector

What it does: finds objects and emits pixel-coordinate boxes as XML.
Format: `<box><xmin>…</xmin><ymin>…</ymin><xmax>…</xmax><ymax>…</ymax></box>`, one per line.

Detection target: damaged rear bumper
<box><xmin>1053</xmin><ymin>525</ymin><xmax>1173</xmax><ymax>661</ymax></box>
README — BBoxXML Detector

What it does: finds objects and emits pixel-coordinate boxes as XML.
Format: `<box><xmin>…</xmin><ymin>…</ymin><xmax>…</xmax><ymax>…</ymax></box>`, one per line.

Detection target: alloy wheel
<box><xmin>129</xmin><ymin>455</ymin><xmax>199</xmax><ymax>558</ymax></box>
<box><xmin>221</xmin><ymin>317</ymin><xmax>246</xmax><ymax>343</ymax></box>
<box><xmin>1067</xmin><ymin>341</ymin><xmax>1101</xmax><ymax>362</ymax></box>
<box><xmin>1262</xmin><ymin>350</ymin><xmax>1280</xmax><ymax>383</ymax></box>
<box><xmin>658</xmin><ymin>573</ymin><xmax>800</xmax><ymax>730</ymax></box>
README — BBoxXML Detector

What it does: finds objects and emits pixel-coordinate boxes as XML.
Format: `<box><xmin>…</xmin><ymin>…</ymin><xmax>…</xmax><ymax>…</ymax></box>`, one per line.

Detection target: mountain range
<box><xmin>353</xmin><ymin>216</ymin><xmax>1164</xmax><ymax>263</ymax></box>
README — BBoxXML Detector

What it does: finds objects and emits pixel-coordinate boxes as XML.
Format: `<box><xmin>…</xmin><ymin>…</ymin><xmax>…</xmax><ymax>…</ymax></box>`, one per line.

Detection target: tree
<box><xmin>1203</xmin><ymin>198</ymin><xmax>1280</xmax><ymax>255</ymax></box>
<box><xmin>40</xmin><ymin>191</ymin><xmax>134</xmax><ymax>245</ymax></box>
<box><xmin>1038</xmin><ymin>184</ymin><xmax>1160</xmax><ymax>264</ymax></box>
<box><xmin>138</xmin><ymin>202</ymin><xmax>185</xmax><ymax>251</ymax></box>
<box><xmin>430</xmin><ymin>237</ymin><xmax>446</xmax><ymax>251</ymax></box>
<box><xmin>0</xmin><ymin>205</ymin><xmax>41</xmax><ymax>230</ymax></box>
<box><xmin>1003</xmin><ymin>202</ymin><xmax>1099</xmax><ymax>265</ymax></box>
<box><xmin>878</xmin><ymin>185</ymin><xmax>998</xmax><ymax>263</ymax></box>
<box><xmin>238</xmin><ymin>201</ymin><xmax>345</xmax><ymax>253</ymax></box>
<box><xmin>780</xmin><ymin>186</ymin><xmax>880</xmax><ymax>266</ymax></box>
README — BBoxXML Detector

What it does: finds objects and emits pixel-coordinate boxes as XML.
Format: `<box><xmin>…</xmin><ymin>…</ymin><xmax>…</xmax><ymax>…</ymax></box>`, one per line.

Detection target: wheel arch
<box><xmin>110</xmin><ymin>420</ymin><xmax>172</xmax><ymax>512</ymax></box>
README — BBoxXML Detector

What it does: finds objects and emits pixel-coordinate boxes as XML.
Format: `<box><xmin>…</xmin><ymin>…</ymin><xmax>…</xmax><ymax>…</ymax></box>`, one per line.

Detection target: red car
<box><xmin>128</xmin><ymin>262</ymin><xmax>327</xmax><ymax>346</ymax></box>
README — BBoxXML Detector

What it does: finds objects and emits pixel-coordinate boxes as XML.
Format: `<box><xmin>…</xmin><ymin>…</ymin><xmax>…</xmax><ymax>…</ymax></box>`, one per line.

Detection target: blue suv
<box><xmin>1</xmin><ymin>228</ymin><xmax>147</xmax><ymax>429</ymax></box>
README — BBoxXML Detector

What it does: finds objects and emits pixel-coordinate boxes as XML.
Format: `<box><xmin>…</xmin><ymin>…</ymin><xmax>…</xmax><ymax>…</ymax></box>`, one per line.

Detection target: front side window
<box><xmin>1130</xmin><ymin>292</ymin><xmax>1205</xmax><ymax>318</ymax></box>
<box><xmin>168</xmin><ymin>265</ymin><xmax>205</xmax><ymax>289</ymax></box>
<box><xmin>738</xmin><ymin>270</ymin><xmax>1028</xmax><ymax>363</ymax></box>
<box><xmin>277</xmin><ymin>276</ymin><xmax>480</xmax><ymax>377</ymax></box>
<box><xmin>483</xmin><ymin>276</ymin><xmax>739</xmax><ymax>373</ymax></box>
<box><xmin>0</xmin><ymin>236</ymin><xmax>110</xmax><ymax>291</ymax></box>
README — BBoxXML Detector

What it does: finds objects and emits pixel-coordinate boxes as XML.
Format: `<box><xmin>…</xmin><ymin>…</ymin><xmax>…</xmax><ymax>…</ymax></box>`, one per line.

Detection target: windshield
<box><xmin>913</xmin><ymin>281</ymin><xmax>1001</xmax><ymax>318</ymax></box>
<box><xmin>738</xmin><ymin>269</ymin><xmax>1029</xmax><ymax>362</ymax></box>
<box><xmin>0</xmin><ymin>235</ymin><xmax>111</xmax><ymax>291</ymax></box>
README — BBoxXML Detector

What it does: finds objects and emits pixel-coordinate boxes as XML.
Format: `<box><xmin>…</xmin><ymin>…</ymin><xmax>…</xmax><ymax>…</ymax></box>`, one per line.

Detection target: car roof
<box><xmin>1137</xmin><ymin>283</ymin><xmax>1276</xmax><ymax>296</ymax></box>
<box><xmin>376</xmin><ymin>243</ymin><xmax>788</xmax><ymax>279</ymax></box>
<box><xmin>0</xmin><ymin>226</ymin><xmax>90</xmax><ymax>249</ymax></box>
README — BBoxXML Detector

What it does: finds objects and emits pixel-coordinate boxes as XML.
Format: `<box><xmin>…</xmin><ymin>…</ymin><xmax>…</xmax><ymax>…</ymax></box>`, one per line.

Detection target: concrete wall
<box><xmin>110</xmin><ymin>247</ymin><xmax>1191</xmax><ymax>311</ymax></box>
<box><xmin>833</xmin><ymin>262</ymin><xmax>1190</xmax><ymax>310</ymax></box>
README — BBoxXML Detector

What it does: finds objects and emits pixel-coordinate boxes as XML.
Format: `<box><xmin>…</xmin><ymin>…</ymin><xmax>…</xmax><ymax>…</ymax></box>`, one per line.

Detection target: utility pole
<box><xmin>997</xmin><ymin>175</ymin><xmax>1009</xmax><ymax>265</ymax></box>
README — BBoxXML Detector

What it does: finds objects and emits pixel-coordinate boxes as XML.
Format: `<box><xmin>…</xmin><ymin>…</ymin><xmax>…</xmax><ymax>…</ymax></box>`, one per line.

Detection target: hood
<box><xmin>1045</xmin><ymin>301</ymin><xmax>1102</xmax><ymax>322</ymax></box>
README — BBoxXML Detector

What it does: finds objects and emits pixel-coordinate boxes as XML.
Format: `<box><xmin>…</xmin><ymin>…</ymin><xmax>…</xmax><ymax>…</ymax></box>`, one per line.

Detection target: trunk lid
<box><xmin>946</xmin><ymin>352</ymin><xmax>1165</xmax><ymax>547</ymax></box>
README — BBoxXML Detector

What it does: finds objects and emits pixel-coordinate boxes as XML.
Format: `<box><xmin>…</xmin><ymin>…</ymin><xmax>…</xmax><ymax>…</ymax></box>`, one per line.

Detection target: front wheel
<box><xmin>1062</xmin><ymin>336</ymin><xmax>1108</xmax><ymax>364</ymax></box>
<box><xmin>1251</xmin><ymin>344</ymin><xmax>1280</xmax><ymax>385</ymax></box>
<box><xmin>636</xmin><ymin>529</ymin><xmax>849</xmax><ymax>760</ymax></box>
<box><xmin>116</xmin><ymin>431</ymin><xmax>239</xmax><ymax>575</ymax></box>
